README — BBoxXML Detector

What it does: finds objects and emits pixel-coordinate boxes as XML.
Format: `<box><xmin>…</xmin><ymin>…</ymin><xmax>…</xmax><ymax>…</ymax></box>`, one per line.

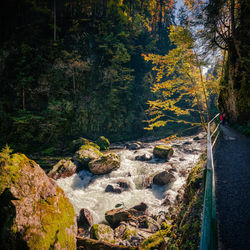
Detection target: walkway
<box><xmin>214</xmin><ymin>125</ymin><xmax>250</xmax><ymax>250</ymax></box>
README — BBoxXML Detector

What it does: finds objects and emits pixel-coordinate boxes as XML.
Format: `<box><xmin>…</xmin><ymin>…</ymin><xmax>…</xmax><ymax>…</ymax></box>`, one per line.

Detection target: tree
<box><xmin>143</xmin><ymin>25</ymin><xmax>221</xmax><ymax>131</ymax></box>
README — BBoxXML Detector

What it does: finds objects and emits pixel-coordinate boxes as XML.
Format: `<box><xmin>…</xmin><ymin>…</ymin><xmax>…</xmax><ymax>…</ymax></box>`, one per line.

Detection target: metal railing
<box><xmin>200</xmin><ymin>113</ymin><xmax>220</xmax><ymax>250</ymax></box>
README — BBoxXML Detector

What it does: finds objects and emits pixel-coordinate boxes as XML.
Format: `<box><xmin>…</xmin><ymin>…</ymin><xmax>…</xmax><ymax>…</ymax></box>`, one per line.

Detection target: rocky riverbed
<box><xmin>55</xmin><ymin>132</ymin><xmax>206</xmax><ymax>247</ymax></box>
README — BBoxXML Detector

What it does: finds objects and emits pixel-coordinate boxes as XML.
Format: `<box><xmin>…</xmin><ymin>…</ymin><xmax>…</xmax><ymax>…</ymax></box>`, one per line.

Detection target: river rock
<box><xmin>126</xmin><ymin>142</ymin><xmax>142</xmax><ymax>150</ymax></box>
<box><xmin>75</xmin><ymin>144</ymin><xmax>103</xmax><ymax>168</ymax></box>
<box><xmin>105</xmin><ymin>208</ymin><xmax>131</xmax><ymax>227</ymax></box>
<box><xmin>132</xmin><ymin>202</ymin><xmax>148</xmax><ymax>212</ymax></box>
<box><xmin>0</xmin><ymin>152</ymin><xmax>77</xmax><ymax>249</ymax></box>
<box><xmin>95</xmin><ymin>136</ymin><xmax>110</xmax><ymax>150</ymax></box>
<box><xmin>153</xmin><ymin>145</ymin><xmax>174</xmax><ymax>159</ymax></box>
<box><xmin>153</xmin><ymin>170</ymin><xmax>176</xmax><ymax>185</ymax></box>
<box><xmin>105</xmin><ymin>184</ymin><xmax>122</xmax><ymax>194</ymax></box>
<box><xmin>89</xmin><ymin>153</ymin><xmax>120</xmax><ymax>175</ymax></box>
<box><xmin>135</xmin><ymin>153</ymin><xmax>152</xmax><ymax>161</ymax></box>
<box><xmin>117</xmin><ymin>180</ymin><xmax>130</xmax><ymax>189</ymax></box>
<box><xmin>78</xmin><ymin>208</ymin><xmax>94</xmax><ymax>229</ymax></box>
<box><xmin>47</xmin><ymin>159</ymin><xmax>77</xmax><ymax>180</ymax></box>
<box><xmin>90</xmin><ymin>224</ymin><xmax>114</xmax><ymax>242</ymax></box>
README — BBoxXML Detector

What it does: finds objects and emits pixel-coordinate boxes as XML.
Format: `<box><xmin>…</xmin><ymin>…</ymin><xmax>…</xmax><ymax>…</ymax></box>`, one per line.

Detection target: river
<box><xmin>57</xmin><ymin>132</ymin><xmax>206</xmax><ymax>223</ymax></box>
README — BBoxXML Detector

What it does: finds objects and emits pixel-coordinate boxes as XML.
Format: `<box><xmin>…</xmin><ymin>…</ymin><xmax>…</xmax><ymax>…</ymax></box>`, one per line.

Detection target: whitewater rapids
<box><xmin>57</xmin><ymin>133</ymin><xmax>206</xmax><ymax>223</ymax></box>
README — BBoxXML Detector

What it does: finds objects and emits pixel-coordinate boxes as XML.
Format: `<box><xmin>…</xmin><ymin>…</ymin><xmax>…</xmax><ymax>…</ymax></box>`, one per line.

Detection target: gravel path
<box><xmin>214</xmin><ymin>125</ymin><xmax>250</xmax><ymax>250</ymax></box>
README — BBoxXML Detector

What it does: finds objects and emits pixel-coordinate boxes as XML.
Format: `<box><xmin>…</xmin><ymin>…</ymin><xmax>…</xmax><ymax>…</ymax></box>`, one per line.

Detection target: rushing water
<box><xmin>57</xmin><ymin>133</ymin><xmax>206</xmax><ymax>224</ymax></box>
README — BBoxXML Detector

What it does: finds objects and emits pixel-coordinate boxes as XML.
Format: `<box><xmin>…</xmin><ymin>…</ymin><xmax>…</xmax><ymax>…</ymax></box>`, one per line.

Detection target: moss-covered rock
<box><xmin>90</xmin><ymin>224</ymin><xmax>114</xmax><ymax>242</ymax></box>
<box><xmin>153</xmin><ymin>145</ymin><xmax>174</xmax><ymax>159</ymax></box>
<box><xmin>0</xmin><ymin>149</ymin><xmax>77</xmax><ymax>250</ymax></box>
<box><xmin>88</xmin><ymin>153</ymin><xmax>120</xmax><ymax>175</ymax></box>
<box><xmin>70</xmin><ymin>138</ymin><xmax>100</xmax><ymax>153</ymax></box>
<box><xmin>95</xmin><ymin>136</ymin><xmax>110</xmax><ymax>150</ymax></box>
<box><xmin>47</xmin><ymin>159</ymin><xmax>77</xmax><ymax>180</ymax></box>
<box><xmin>75</xmin><ymin>144</ymin><xmax>103</xmax><ymax>168</ymax></box>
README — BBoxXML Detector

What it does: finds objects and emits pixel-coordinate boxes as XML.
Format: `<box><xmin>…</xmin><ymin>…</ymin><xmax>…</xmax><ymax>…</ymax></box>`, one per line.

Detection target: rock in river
<box><xmin>75</xmin><ymin>143</ymin><xmax>103</xmax><ymax>168</ymax></box>
<box><xmin>48</xmin><ymin>158</ymin><xmax>77</xmax><ymax>180</ymax></box>
<box><xmin>0</xmin><ymin>152</ymin><xmax>77</xmax><ymax>249</ymax></box>
<box><xmin>89</xmin><ymin>153</ymin><xmax>120</xmax><ymax>175</ymax></box>
<box><xmin>153</xmin><ymin>170</ymin><xmax>176</xmax><ymax>185</ymax></box>
<box><xmin>153</xmin><ymin>145</ymin><xmax>174</xmax><ymax>159</ymax></box>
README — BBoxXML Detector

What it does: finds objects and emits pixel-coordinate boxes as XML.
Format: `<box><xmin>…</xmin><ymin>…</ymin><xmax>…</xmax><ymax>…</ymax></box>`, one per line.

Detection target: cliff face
<box><xmin>218</xmin><ymin>0</ymin><xmax>250</xmax><ymax>123</ymax></box>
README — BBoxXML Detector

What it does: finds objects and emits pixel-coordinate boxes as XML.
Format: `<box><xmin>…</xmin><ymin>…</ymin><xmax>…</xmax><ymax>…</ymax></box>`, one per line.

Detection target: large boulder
<box><xmin>95</xmin><ymin>136</ymin><xmax>110</xmax><ymax>150</ymax></box>
<box><xmin>153</xmin><ymin>145</ymin><xmax>174</xmax><ymax>159</ymax></box>
<box><xmin>153</xmin><ymin>170</ymin><xmax>176</xmax><ymax>185</ymax></box>
<box><xmin>90</xmin><ymin>224</ymin><xmax>114</xmax><ymax>242</ymax></box>
<box><xmin>0</xmin><ymin>151</ymin><xmax>77</xmax><ymax>250</ymax></box>
<box><xmin>88</xmin><ymin>153</ymin><xmax>120</xmax><ymax>175</ymax></box>
<box><xmin>47</xmin><ymin>159</ymin><xmax>77</xmax><ymax>180</ymax></box>
<box><xmin>75</xmin><ymin>144</ymin><xmax>103</xmax><ymax>168</ymax></box>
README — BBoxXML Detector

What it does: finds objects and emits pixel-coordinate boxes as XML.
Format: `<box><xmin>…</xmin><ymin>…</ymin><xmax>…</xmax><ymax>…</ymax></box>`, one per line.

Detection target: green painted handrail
<box><xmin>200</xmin><ymin>113</ymin><xmax>220</xmax><ymax>250</ymax></box>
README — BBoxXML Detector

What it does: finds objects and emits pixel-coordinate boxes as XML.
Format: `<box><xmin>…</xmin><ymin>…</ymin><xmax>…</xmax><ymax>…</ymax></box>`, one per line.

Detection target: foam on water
<box><xmin>57</xmin><ymin>133</ymin><xmax>205</xmax><ymax>223</ymax></box>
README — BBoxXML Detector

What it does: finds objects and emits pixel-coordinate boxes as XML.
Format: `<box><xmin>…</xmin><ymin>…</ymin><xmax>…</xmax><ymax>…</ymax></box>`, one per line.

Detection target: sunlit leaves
<box><xmin>143</xmin><ymin>25</ymin><xmax>221</xmax><ymax>130</ymax></box>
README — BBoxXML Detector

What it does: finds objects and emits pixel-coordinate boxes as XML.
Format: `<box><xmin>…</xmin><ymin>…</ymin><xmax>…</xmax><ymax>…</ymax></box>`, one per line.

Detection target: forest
<box><xmin>0</xmin><ymin>0</ymin><xmax>249</xmax><ymax>154</ymax></box>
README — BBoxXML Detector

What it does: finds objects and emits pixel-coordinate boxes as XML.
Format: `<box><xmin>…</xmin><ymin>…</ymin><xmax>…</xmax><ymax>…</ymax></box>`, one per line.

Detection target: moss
<box><xmin>76</xmin><ymin>144</ymin><xmax>103</xmax><ymax>165</ymax></box>
<box><xmin>0</xmin><ymin>152</ymin><xmax>27</xmax><ymax>195</ymax></box>
<box><xmin>141</xmin><ymin>230</ymin><xmax>170</xmax><ymax>250</ymax></box>
<box><xmin>90</xmin><ymin>224</ymin><xmax>114</xmax><ymax>243</ymax></box>
<box><xmin>27</xmin><ymin>187</ymin><xmax>76</xmax><ymax>249</ymax></box>
<box><xmin>165</xmin><ymin>152</ymin><xmax>206</xmax><ymax>249</ymax></box>
<box><xmin>123</xmin><ymin>228</ymin><xmax>136</xmax><ymax>240</ymax></box>
<box><xmin>95</xmin><ymin>136</ymin><xmax>110</xmax><ymax>150</ymax></box>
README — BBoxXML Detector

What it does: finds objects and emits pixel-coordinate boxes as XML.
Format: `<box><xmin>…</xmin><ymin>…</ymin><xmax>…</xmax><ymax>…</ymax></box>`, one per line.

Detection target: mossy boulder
<box><xmin>70</xmin><ymin>137</ymin><xmax>100</xmax><ymax>152</ymax></box>
<box><xmin>75</xmin><ymin>144</ymin><xmax>103</xmax><ymax>168</ymax></box>
<box><xmin>90</xmin><ymin>224</ymin><xmax>114</xmax><ymax>242</ymax></box>
<box><xmin>0</xmin><ymin>150</ymin><xmax>77</xmax><ymax>249</ymax></box>
<box><xmin>153</xmin><ymin>145</ymin><xmax>174</xmax><ymax>159</ymax></box>
<box><xmin>95</xmin><ymin>136</ymin><xmax>110</xmax><ymax>150</ymax></box>
<box><xmin>88</xmin><ymin>153</ymin><xmax>120</xmax><ymax>175</ymax></box>
<box><xmin>48</xmin><ymin>159</ymin><xmax>77</xmax><ymax>180</ymax></box>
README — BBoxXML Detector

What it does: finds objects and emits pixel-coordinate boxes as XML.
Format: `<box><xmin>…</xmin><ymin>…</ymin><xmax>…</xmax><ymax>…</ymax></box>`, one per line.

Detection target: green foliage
<box><xmin>0</xmin><ymin>144</ymin><xmax>13</xmax><ymax>164</ymax></box>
